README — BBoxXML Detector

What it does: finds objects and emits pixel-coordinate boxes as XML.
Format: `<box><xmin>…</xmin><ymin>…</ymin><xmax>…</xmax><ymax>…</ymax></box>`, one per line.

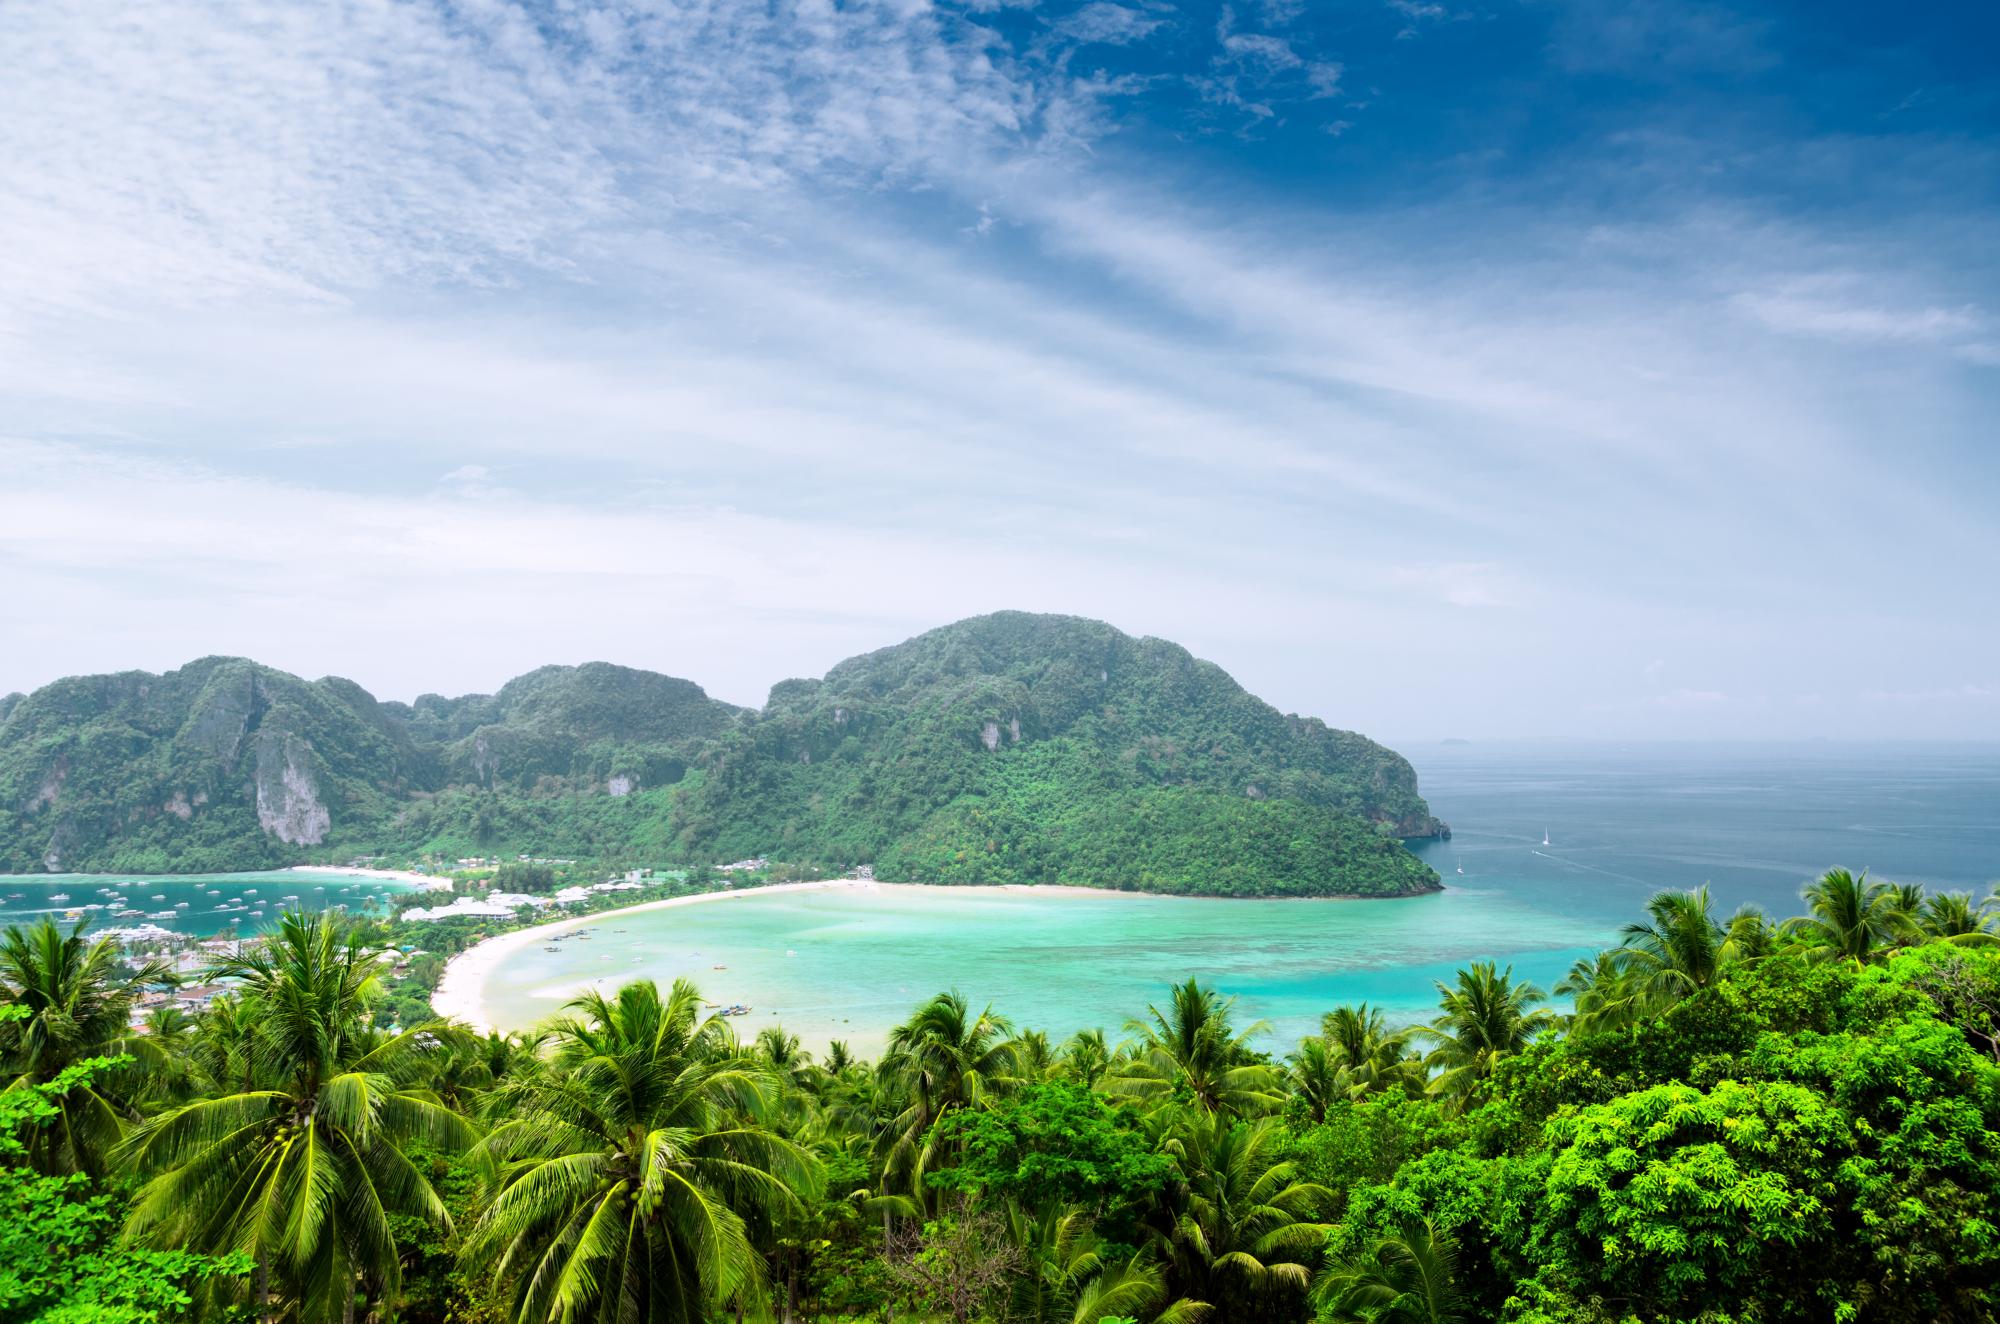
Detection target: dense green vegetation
<box><xmin>4</xmin><ymin>866</ymin><xmax>1999</xmax><ymax>1322</ymax></box>
<box><xmin>0</xmin><ymin>614</ymin><xmax>1443</xmax><ymax>898</ymax></box>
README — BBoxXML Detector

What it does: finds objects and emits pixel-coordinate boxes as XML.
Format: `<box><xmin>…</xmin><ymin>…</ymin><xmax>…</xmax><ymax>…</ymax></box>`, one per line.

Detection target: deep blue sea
<box><xmin>1406</xmin><ymin>740</ymin><xmax>2000</xmax><ymax>926</ymax></box>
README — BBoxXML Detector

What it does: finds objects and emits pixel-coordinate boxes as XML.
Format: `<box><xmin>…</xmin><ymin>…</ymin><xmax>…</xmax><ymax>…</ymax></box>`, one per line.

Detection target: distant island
<box><xmin>0</xmin><ymin>612</ymin><xmax>1445</xmax><ymax>899</ymax></box>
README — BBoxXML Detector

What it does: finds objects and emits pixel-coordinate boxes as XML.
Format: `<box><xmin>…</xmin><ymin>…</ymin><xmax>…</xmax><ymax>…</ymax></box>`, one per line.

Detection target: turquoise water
<box><xmin>477</xmin><ymin>742</ymin><xmax>2000</xmax><ymax>1054</ymax></box>
<box><xmin>0</xmin><ymin>870</ymin><xmax>426</xmax><ymax>937</ymax></box>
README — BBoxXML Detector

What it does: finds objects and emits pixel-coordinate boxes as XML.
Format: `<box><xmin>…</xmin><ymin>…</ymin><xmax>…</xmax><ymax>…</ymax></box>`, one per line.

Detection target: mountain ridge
<box><xmin>0</xmin><ymin>613</ymin><xmax>1444</xmax><ymax>897</ymax></box>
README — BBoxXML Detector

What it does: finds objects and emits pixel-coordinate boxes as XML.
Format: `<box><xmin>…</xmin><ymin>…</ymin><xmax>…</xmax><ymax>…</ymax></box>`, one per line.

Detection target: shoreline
<box><xmin>278</xmin><ymin>865</ymin><xmax>452</xmax><ymax>892</ymax></box>
<box><xmin>429</xmin><ymin>878</ymin><xmax>892</xmax><ymax>1032</ymax></box>
<box><xmin>3</xmin><ymin>865</ymin><xmax>445</xmax><ymax>890</ymax></box>
<box><xmin>427</xmin><ymin>878</ymin><xmax>1442</xmax><ymax>1034</ymax></box>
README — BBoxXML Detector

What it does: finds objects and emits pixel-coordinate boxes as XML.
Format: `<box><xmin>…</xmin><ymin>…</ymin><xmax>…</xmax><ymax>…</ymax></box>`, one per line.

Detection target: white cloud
<box><xmin>1056</xmin><ymin>3</ymin><xmax>1167</xmax><ymax>46</ymax></box>
<box><xmin>1734</xmin><ymin>288</ymin><xmax>1981</xmax><ymax>345</ymax></box>
<box><xmin>0</xmin><ymin>0</ymin><xmax>1994</xmax><ymax>740</ymax></box>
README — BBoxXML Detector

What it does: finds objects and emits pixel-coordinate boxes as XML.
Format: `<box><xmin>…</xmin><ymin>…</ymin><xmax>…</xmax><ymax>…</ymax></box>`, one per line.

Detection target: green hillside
<box><xmin>0</xmin><ymin>614</ymin><xmax>1445</xmax><ymax>895</ymax></box>
<box><xmin>670</xmin><ymin>613</ymin><xmax>1443</xmax><ymax>896</ymax></box>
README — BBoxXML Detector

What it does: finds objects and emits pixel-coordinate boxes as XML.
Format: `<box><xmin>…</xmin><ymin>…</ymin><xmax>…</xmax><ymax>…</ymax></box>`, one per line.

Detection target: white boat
<box><xmin>49</xmin><ymin>892</ymin><xmax>70</xmax><ymax>902</ymax></box>
<box><xmin>1455</xmin><ymin>860</ymin><xmax>1463</xmax><ymax>875</ymax></box>
<box><xmin>1542</xmin><ymin>829</ymin><xmax>1550</xmax><ymax>846</ymax></box>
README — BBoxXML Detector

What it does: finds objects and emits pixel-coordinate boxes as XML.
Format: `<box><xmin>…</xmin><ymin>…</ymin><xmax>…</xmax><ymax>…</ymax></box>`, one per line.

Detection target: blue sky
<box><xmin>0</xmin><ymin>0</ymin><xmax>1995</xmax><ymax>740</ymax></box>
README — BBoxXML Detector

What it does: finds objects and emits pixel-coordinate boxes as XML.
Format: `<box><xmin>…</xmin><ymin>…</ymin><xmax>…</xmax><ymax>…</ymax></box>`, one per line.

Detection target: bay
<box><xmin>472</xmin><ymin>741</ymin><xmax>2000</xmax><ymax>1054</ymax></box>
<box><xmin>0</xmin><ymin>869</ymin><xmax>429</xmax><ymax>937</ymax></box>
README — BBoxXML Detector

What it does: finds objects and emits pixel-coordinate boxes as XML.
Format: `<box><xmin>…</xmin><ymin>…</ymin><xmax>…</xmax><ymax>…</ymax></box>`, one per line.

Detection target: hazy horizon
<box><xmin>2</xmin><ymin>1</ymin><xmax>1994</xmax><ymax>741</ymax></box>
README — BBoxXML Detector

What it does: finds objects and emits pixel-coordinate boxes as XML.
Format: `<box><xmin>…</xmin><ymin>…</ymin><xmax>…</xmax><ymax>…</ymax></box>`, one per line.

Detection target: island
<box><xmin>0</xmin><ymin>612</ymin><xmax>1445</xmax><ymax>899</ymax></box>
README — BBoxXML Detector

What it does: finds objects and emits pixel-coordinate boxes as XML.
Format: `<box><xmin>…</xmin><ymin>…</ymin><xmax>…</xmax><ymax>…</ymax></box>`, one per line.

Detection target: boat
<box><xmin>712</xmin><ymin>964</ymin><xmax>727</xmax><ymax>970</ymax></box>
<box><xmin>1542</xmin><ymin>829</ymin><xmax>1550</xmax><ymax>846</ymax></box>
<box><xmin>49</xmin><ymin>893</ymin><xmax>69</xmax><ymax>902</ymax></box>
<box><xmin>1455</xmin><ymin>859</ymin><xmax>1464</xmax><ymax>875</ymax></box>
<box><xmin>544</xmin><ymin>946</ymin><xmax>562</xmax><ymax>952</ymax></box>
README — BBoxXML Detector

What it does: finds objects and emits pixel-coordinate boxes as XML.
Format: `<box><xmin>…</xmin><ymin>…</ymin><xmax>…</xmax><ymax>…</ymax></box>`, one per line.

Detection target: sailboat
<box><xmin>1542</xmin><ymin>828</ymin><xmax>1550</xmax><ymax>847</ymax></box>
<box><xmin>1455</xmin><ymin>858</ymin><xmax>1464</xmax><ymax>875</ymax></box>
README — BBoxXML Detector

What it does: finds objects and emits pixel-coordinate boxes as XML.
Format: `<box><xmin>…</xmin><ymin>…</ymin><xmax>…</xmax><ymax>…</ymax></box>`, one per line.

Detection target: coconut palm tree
<box><xmin>878</xmin><ymin>991</ymin><xmax>1014</xmax><ymax>1207</ymax></box>
<box><xmin>468</xmin><ymin>978</ymin><xmax>817</xmax><ymax>1324</ymax></box>
<box><xmin>1784</xmin><ymin>868</ymin><xmax>1920</xmax><ymax>964</ymax></box>
<box><xmin>822</xmin><ymin>1039</ymin><xmax>857</xmax><ymax>1077</ymax></box>
<box><xmin>1421</xmin><ymin>962</ymin><xmax>1554</xmax><ymax>1104</ymax></box>
<box><xmin>120</xmin><ymin>912</ymin><xmax>472</xmax><ymax>1323</ymax></box>
<box><xmin>1920</xmin><ymin>892</ymin><xmax>1999</xmax><ymax>946</ymax></box>
<box><xmin>1885</xmin><ymin>881</ymin><xmax>1927</xmax><ymax>919</ymax></box>
<box><xmin>1618</xmin><ymin>887</ymin><xmax>1727</xmax><ymax>1009</ymax></box>
<box><xmin>1153</xmin><ymin>1112</ymin><xmax>1330</xmax><ymax>1318</ymax></box>
<box><xmin>1111</xmin><ymin>980</ymin><xmax>1280</xmax><ymax>1118</ymax></box>
<box><xmin>1721</xmin><ymin>904</ymin><xmax>1778</xmax><ymax>963</ymax></box>
<box><xmin>1008</xmin><ymin>1029</ymin><xmax>1060</xmax><ymax>1084</ymax></box>
<box><xmin>1554</xmin><ymin>951</ymin><xmax>1644</xmax><ymax>1036</ymax></box>
<box><xmin>754</xmin><ymin>1025</ymin><xmax>817</xmax><ymax>1092</ymax></box>
<box><xmin>1286</xmin><ymin>1038</ymin><xmax>1346</xmax><ymax>1125</ymax></box>
<box><xmin>1060</xmin><ymin>1028</ymin><xmax>1113</xmax><ymax>1090</ymax></box>
<box><xmin>1314</xmin><ymin>1214</ymin><xmax>1464</xmax><ymax>1324</ymax></box>
<box><xmin>1319</xmin><ymin>1005</ymin><xmax>1417</xmax><ymax>1099</ymax></box>
<box><xmin>0</xmin><ymin>918</ymin><xmax>170</xmax><ymax>1175</ymax></box>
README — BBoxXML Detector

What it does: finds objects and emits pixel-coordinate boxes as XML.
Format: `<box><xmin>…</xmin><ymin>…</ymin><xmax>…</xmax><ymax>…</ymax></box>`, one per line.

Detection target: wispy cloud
<box><xmin>0</xmin><ymin>0</ymin><xmax>1993</xmax><ymax>740</ymax></box>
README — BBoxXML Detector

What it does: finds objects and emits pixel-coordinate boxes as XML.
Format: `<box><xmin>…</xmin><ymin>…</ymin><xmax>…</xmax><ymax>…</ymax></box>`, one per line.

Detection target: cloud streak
<box><xmin>0</xmin><ymin>0</ymin><xmax>1993</xmax><ymax>740</ymax></box>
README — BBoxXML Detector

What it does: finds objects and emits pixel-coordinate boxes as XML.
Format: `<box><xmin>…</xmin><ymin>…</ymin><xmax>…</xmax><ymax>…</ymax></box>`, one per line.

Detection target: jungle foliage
<box><xmin>4</xmin><ymin>866</ymin><xmax>2000</xmax><ymax>1322</ymax></box>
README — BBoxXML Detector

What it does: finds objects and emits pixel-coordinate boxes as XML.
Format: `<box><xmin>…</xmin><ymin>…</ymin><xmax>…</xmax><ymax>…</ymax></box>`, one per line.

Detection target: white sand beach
<box><xmin>426</xmin><ymin>879</ymin><xmax>1130</xmax><ymax>1033</ymax></box>
<box><xmin>428</xmin><ymin>878</ymin><xmax>886</xmax><ymax>1032</ymax></box>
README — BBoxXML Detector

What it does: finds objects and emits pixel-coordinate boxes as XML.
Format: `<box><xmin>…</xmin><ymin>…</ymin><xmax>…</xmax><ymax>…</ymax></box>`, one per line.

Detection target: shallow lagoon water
<box><xmin>477</xmin><ymin>742</ymin><xmax>2000</xmax><ymax>1054</ymax></box>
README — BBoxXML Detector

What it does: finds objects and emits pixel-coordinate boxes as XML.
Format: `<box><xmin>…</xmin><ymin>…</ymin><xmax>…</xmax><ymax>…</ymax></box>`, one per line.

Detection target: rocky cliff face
<box><xmin>251</xmin><ymin>730</ymin><xmax>332</xmax><ymax>846</ymax></box>
<box><xmin>0</xmin><ymin>655</ymin><xmax>738</xmax><ymax>872</ymax></box>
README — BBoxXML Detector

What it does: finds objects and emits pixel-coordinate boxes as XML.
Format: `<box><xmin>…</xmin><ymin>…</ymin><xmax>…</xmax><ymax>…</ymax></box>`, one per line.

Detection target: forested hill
<box><xmin>670</xmin><ymin>613</ymin><xmax>1443</xmax><ymax>896</ymax></box>
<box><xmin>0</xmin><ymin>613</ymin><xmax>1445</xmax><ymax>896</ymax></box>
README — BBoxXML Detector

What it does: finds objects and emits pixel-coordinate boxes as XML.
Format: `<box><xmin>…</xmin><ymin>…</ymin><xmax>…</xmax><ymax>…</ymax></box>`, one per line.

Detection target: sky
<box><xmin>1</xmin><ymin>0</ymin><xmax>1996</xmax><ymax>742</ymax></box>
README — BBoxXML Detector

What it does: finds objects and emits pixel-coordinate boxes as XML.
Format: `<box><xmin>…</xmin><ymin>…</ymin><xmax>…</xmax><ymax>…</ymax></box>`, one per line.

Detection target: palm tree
<box><xmin>878</xmin><ymin>991</ymin><xmax>1014</xmax><ymax>1207</ymax></box>
<box><xmin>1554</xmin><ymin>951</ymin><xmax>1644</xmax><ymax>1036</ymax></box>
<box><xmin>1920</xmin><ymin>892</ymin><xmax>1999</xmax><ymax>946</ymax></box>
<box><xmin>1618</xmin><ymin>887</ymin><xmax>1727</xmax><ymax>1010</ymax></box>
<box><xmin>0</xmin><ymin>918</ymin><xmax>170</xmax><ymax>1175</ymax></box>
<box><xmin>1421</xmin><ymin>962</ymin><xmax>1554</xmax><ymax>1104</ymax></box>
<box><xmin>1008</xmin><ymin>1029</ymin><xmax>1059</xmax><ymax>1084</ymax></box>
<box><xmin>1721</xmin><ymin>904</ymin><xmax>1778</xmax><ymax>963</ymax></box>
<box><xmin>1885</xmin><ymin>881</ymin><xmax>1927</xmax><ymax>918</ymax></box>
<box><xmin>1784</xmin><ymin>868</ymin><xmax>1919</xmax><ymax>963</ymax></box>
<box><xmin>1111</xmin><ymin>980</ymin><xmax>1279</xmax><ymax>1118</ymax></box>
<box><xmin>823</xmin><ymin>1039</ymin><xmax>857</xmax><ymax>1077</ymax></box>
<box><xmin>1060</xmin><ymin>1028</ymin><xmax>1113</xmax><ymax>1090</ymax></box>
<box><xmin>754</xmin><ymin>1025</ymin><xmax>818</xmax><ymax>1092</ymax></box>
<box><xmin>120</xmin><ymin>912</ymin><xmax>472</xmax><ymax>1323</ymax></box>
<box><xmin>1154</xmin><ymin>1112</ymin><xmax>1331</xmax><ymax>1317</ymax></box>
<box><xmin>1286</xmin><ymin>1038</ymin><xmax>1346</xmax><ymax>1125</ymax></box>
<box><xmin>469</xmin><ymin>978</ymin><xmax>817</xmax><ymax>1324</ymax></box>
<box><xmin>1314</xmin><ymin>1214</ymin><xmax>1464</xmax><ymax>1324</ymax></box>
<box><xmin>1319</xmin><ymin>1005</ymin><xmax>1417</xmax><ymax>1099</ymax></box>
